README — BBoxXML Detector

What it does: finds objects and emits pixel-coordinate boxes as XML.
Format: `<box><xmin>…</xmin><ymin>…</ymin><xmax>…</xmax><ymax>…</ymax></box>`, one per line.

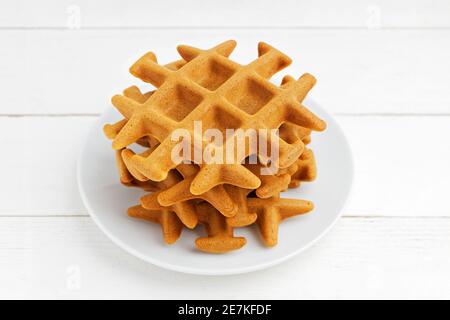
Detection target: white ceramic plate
<box><xmin>77</xmin><ymin>98</ymin><xmax>353</xmax><ymax>275</ymax></box>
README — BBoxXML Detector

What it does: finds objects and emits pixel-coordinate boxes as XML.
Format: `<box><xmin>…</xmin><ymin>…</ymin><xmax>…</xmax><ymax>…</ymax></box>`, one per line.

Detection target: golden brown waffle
<box><xmin>128</xmin><ymin>204</ymin><xmax>183</xmax><ymax>244</ymax></box>
<box><xmin>104</xmin><ymin>40</ymin><xmax>326</xmax><ymax>253</ymax></box>
<box><xmin>155</xmin><ymin>164</ymin><xmax>238</xmax><ymax>218</ymax></box>
<box><xmin>247</xmin><ymin>196</ymin><xmax>314</xmax><ymax>246</ymax></box>
<box><xmin>247</xmin><ymin>148</ymin><xmax>317</xmax><ymax>198</ymax></box>
<box><xmin>245</xmin><ymin>162</ymin><xmax>292</xmax><ymax>199</ymax></box>
<box><xmin>287</xmin><ymin>148</ymin><xmax>317</xmax><ymax>188</ymax></box>
<box><xmin>195</xmin><ymin>202</ymin><xmax>247</xmax><ymax>253</ymax></box>
<box><xmin>223</xmin><ymin>186</ymin><xmax>257</xmax><ymax>227</ymax></box>
<box><xmin>111</xmin><ymin>40</ymin><xmax>326</xmax><ymax>195</ymax></box>
<box><xmin>139</xmin><ymin>169</ymin><xmax>199</xmax><ymax>229</ymax></box>
<box><xmin>103</xmin><ymin>56</ymin><xmax>186</xmax><ymax>141</ymax></box>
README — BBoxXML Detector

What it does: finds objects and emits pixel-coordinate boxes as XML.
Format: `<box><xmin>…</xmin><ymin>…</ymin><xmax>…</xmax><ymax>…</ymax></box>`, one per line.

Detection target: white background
<box><xmin>1</xmin><ymin>0</ymin><xmax>450</xmax><ymax>299</ymax></box>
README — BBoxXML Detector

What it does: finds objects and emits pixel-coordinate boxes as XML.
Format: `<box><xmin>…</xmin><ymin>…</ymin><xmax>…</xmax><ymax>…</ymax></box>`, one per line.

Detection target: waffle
<box><xmin>110</xmin><ymin>40</ymin><xmax>326</xmax><ymax>195</ymax></box>
<box><xmin>128</xmin><ymin>205</ymin><xmax>183</xmax><ymax>244</ymax></box>
<box><xmin>139</xmin><ymin>169</ymin><xmax>199</xmax><ymax>229</ymax></box>
<box><xmin>248</xmin><ymin>196</ymin><xmax>314</xmax><ymax>246</ymax></box>
<box><xmin>246</xmin><ymin>148</ymin><xmax>317</xmax><ymax>198</ymax></box>
<box><xmin>195</xmin><ymin>202</ymin><xmax>247</xmax><ymax>253</ymax></box>
<box><xmin>103</xmin><ymin>40</ymin><xmax>326</xmax><ymax>253</ymax></box>
<box><xmin>154</xmin><ymin>164</ymin><xmax>238</xmax><ymax>217</ymax></box>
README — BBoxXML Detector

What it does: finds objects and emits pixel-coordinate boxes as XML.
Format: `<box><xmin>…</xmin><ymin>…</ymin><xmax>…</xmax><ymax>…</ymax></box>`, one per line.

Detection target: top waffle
<box><xmin>110</xmin><ymin>40</ymin><xmax>326</xmax><ymax>195</ymax></box>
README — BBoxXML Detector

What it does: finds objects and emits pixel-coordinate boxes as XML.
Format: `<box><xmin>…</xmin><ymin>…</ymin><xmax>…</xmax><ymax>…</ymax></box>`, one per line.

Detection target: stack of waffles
<box><xmin>103</xmin><ymin>40</ymin><xmax>326</xmax><ymax>253</ymax></box>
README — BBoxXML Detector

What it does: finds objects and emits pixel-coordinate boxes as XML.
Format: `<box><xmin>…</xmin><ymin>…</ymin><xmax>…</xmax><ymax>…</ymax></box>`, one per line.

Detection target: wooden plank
<box><xmin>1</xmin><ymin>0</ymin><xmax>450</xmax><ymax>28</ymax></box>
<box><xmin>1</xmin><ymin>115</ymin><xmax>449</xmax><ymax>216</ymax></box>
<box><xmin>0</xmin><ymin>116</ymin><xmax>91</xmax><ymax>215</ymax></box>
<box><xmin>1</xmin><ymin>29</ymin><xmax>449</xmax><ymax>115</ymax></box>
<box><xmin>0</xmin><ymin>216</ymin><xmax>449</xmax><ymax>299</ymax></box>
<box><xmin>339</xmin><ymin>115</ymin><xmax>450</xmax><ymax>216</ymax></box>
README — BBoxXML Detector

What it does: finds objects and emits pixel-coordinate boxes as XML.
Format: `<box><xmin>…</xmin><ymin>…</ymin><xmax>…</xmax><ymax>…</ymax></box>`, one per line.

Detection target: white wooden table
<box><xmin>1</xmin><ymin>0</ymin><xmax>450</xmax><ymax>299</ymax></box>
